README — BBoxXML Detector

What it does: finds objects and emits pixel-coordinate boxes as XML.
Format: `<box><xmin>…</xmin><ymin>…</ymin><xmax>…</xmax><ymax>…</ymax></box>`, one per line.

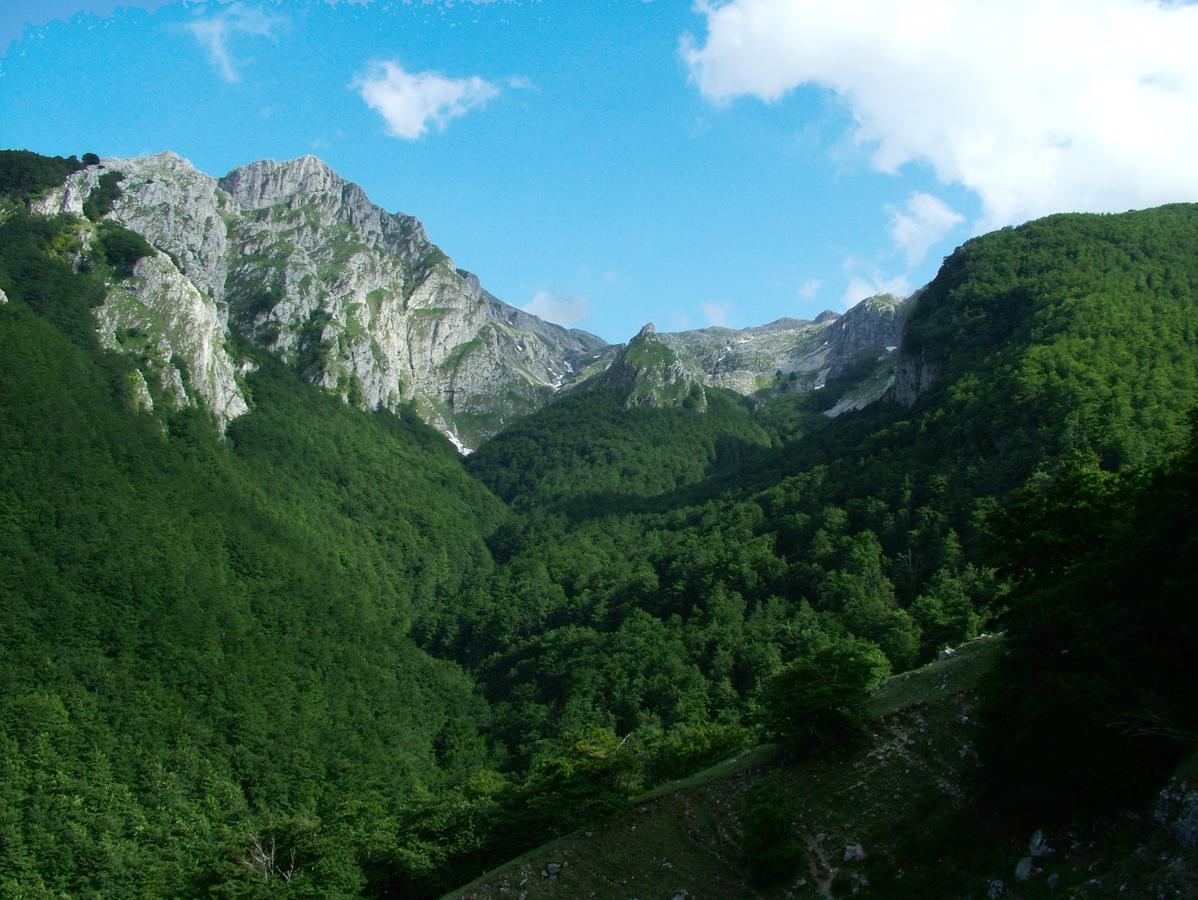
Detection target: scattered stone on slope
<box><xmin>1155</xmin><ymin>778</ymin><xmax>1198</xmax><ymax>849</ymax></box>
<box><xmin>1029</xmin><ymin>829</ymin><xmax>1053</xmax><ymax>858</ymax></box>
<box><xmin>1015</xmin><ymin>855</ymin><xmax>1038</xmax><ymax>881</ymax></box>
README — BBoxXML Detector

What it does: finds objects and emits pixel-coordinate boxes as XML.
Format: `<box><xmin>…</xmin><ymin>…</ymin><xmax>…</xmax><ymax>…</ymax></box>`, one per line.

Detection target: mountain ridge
<box><xmin>6</xmin><ymin>146</ymin><xmax>1198</xmax><ymax>896</ymax></box>
<box><xmin>32</xmin><ymin>152</ymin><xmax>610</xmax><ymax>448</ymax></box>
<box><xmin>27</xmin><ymin>150</ymin><xmax>909</xmax><ymax>448</ymax></box>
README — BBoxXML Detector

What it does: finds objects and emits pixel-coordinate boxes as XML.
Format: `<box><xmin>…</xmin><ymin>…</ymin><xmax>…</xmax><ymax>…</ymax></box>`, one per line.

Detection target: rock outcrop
<box><xmin>891</xmin><ymin>350</ymin><xmax>940</xmax><ymax>407</ymax></box>
<box><xmin>657</xmin><ymin>294</ymin><xmax>908</xmax><ymax>400</ymax></box>
<box><xmin>33</xmin><ymin>152</ymin><xmax>913</xmax><ymax>444</ymax></box>
<box><xmin>33</xmin><ymin>152</ymin><xmax>231</xmax><ymax>301</ymax></box>
<box><xmin>40</xmin><ymin>153</ymin><xmax>608</xmax><ymax>449</ymax></box>
<box><xmin>824</xmin><ymin>294</ymin><xmax>907</xmax><ymax>375</ymax></box>
<box><xmin>95</xmin><ymin>249</ymin><xmax>250</xmax><ymax>428</ymax></box>
<box><xmin>587</xmin><ymin>323</ymin><xmax>709</xmax><ymax>411</ymax></box>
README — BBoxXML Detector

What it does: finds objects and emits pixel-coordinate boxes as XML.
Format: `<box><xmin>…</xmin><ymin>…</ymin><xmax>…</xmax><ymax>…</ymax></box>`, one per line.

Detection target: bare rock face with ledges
<box><xmin>35</xmin><ymin>152</ymin><xmax>911</xmax><ymax>446</ymax></box>
<box><xmin>41</xmin><ymin>153</ymin><xmax>607</xmax><ymax>449</ymax></box>
<box><xmin>656</xmin><ymin>294</ymin><xmax>909</xmax><ymax>413</ymax></box>
<box><xmin>95</xmin><ymin>249</ymin><xmax>250</xmax><ymax>428</ymax></box>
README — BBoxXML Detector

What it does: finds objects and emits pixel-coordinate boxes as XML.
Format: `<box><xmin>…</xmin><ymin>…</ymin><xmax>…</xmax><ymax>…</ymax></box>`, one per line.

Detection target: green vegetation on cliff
<box><xmin>0</xmin><ymin>149</ymin><xmax>86</xmax><ymax>199</ymax></box>
<box><xmin>2</xmin><ymin>153</ymin><xmax>1197</xmax><ymax>897</ymax></box>
<box><xmin>0</xmin><ymin>208</ymin><xmax>505</xmax><ymax>895</ymax></box>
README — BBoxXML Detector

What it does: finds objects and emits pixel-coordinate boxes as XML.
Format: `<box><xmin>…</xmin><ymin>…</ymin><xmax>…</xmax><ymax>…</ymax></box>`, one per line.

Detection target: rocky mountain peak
<box><xmin>21</xmin><ymin>150</ymin><xmax>917</xmax><ymax>447</ymax></box>
<box><xmin>589</xmin><ymin>323</ymin><xmax>708</xmax><ymax>411</ymax></box>
<box><xmin>825</xmin><ymin>293</ymin><xmax>908</xmax><ymax>375</ymax></box>
<box><xmin>652</xmin><ymin>294</ymin><xmax>909</xmax><ymax>401</ymax></box>
<box><xmin>220</xmin><ymin>156</ymin><xmax>348</xmax><ymax>209</ymax></box>
<box><xmin>217</xmin><ymin>156</ymin><xmax>431</xmax><ymax>260</ymax></box>
<box><xmin>29</xmin><ymin>151</ymin><xmax>615</xmax><ymax>449</ymax></box>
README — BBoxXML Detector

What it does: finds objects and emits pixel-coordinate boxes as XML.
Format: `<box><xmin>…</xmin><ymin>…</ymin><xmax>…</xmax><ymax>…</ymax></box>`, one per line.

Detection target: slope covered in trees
<box><xmin>2</xmin><ymin>152</ymin><xmax>1197</xmax><ymax>896</ymax></box>
<box><xmin>468</xmin><ymin>384</ymin><xmax>768</xmax><ymax>511</ymax></box>
<box><xmin>0</xmin><ymin>207</ymin><xmax>507</xmax><ymax>894</ymax></box>
<box><xmin>980</xmin><ymin>423</ymin><xmax>1198</xmax><ymax>820</ymax></box>
<box><xmin>436</xmin><ymin>205</ymin><xmax>1198</xmax><ymax>772</ymax></box>
<box><xmin>902</xmin><ymin>205</ymin><xmax>1198</xmax><ymax>478</ymax></box>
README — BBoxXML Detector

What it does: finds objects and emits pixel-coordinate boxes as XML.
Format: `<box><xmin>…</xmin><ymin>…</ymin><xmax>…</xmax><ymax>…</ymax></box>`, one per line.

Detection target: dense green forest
<box><xmin>2</xmin><ymin>155</ymin><xmax>1197</xmax><ymax>895</ymax></box>
<box><xmin>980</xmin><ymin>425</ymin><xmax>1198</xmax><ymax>821</ymax></box>
<box><xmin>0</xmin><ymin>208</ymin><xmax>513</xmax><ymax>894</ymax></box>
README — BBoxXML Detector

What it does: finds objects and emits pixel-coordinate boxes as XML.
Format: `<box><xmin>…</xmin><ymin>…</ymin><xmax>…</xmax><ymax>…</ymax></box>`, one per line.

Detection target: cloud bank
<box><xmin>889</xmin><ymin>193</ymin><xmax>964</xmax><ymax>265</ymax></box>
<box><xmin>683</xmin><ymin>0</ymin><xmax>1198</xmax><ymax>228</ymax></box>
<box><xmin>354</xmin><ymin>60</ymin><xmax>500</xmax><ymax>139</ymax></box>
<box><xmin>702</xmin><ymin>301</ymin><xmax>732</xmax><ymax>326</ymax></box>
<box><xmin>523</xmin><ymin>291</ymin><xmax>589</xmax><ymax>328</ymax></box>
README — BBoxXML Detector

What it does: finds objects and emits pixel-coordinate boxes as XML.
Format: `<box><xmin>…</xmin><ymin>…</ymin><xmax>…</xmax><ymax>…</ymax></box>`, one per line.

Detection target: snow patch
<box><xmin>445</xmin><ymin>430</ymin><xmax>472</xmax><ymax>455</ymax></box>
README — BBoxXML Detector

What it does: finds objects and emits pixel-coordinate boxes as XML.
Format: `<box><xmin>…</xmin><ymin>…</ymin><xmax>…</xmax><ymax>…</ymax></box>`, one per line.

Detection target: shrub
<box><xmin>0</xmin><ymin>149</ymin><xmax>83</xmax><ymax>198</ymax></box>
<box><xmin>742</xmin><ymin>773</ymin><xmax>803</xmax><ymax>884</ymax></box>
<box><xmin>83</xmin><ymin>171</ymin><xmax>124</xmax><ymax>221</ymax></box>
<box><xmin>763</xmin><ymin>640</ymin><xmax>889</xmax><ymax>751</ymax></box>
<box><xmin>97</xmin><ymin>221</ymin><xmax>154</xmax><ymax>277</ymax></box>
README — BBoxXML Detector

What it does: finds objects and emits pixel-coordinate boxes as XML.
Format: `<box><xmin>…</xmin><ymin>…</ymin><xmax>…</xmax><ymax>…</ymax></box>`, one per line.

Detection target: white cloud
<box><xmin>683</xmin><ymin>0</ymin><xmax>1198</xmax><ymax>228</ymax></box>
<box><xmin>889</xmin><ymin>193</ymin><xmax>964</xmax><ymax>265</ymax></box>
<box><xmin>186</xmin><ymin>3</ymin><xmax>283</xmax><ymax>83</ymax></box>
<box><xmin>702</xmin><ymin>301</ymin><xmax>732</xmax><ymax>326</ymax></box>
<box><xmin>670</xmin><ymin>312</ymin><xmax>693</xmax><ymax>330</ymax></box>
<box><xmin>353</xmin><ymin>60</ymin><xmax>500</xmax><ymax>140</ymax></box>
<box><xmin>842</xmin><ymin>273</ymin><xmax>910</xmax><ymax>310</ymax></box>
<box><xmin>799</xmin><ymin>278</ymin><xmax>822</xmax><ymax>300</ymax></box>
<box><xmin>523</xmin><ymin>291</ymin><xmax>589</xmax><ymax>328</ymax></box>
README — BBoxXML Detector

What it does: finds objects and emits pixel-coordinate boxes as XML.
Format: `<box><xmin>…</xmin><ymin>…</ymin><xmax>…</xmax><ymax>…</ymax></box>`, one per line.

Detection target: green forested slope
<box><xmin>980</xmin><ymin>419</ymin><xmax>1198</xmax><ymax>821</ymax></box>
<box><xmin>430</xmin><ymin>203</ymin><xmax>1198</xmax><ymax>798</ymax></box>
<box><xmin>3</xmin><ymin>151</ymin><xmax>1198</xmax><ymax>898</ymax></box>
<box><xmin>902</xmin><ymin>205</ymin><xmax>1198</xmax><ymax>475</ymax></box>
<box><xmin>467</xmin><ymin>384</ymin><xmax>769</xmax><ymax>512</ymax></box>
<box><xmin>446</xmin><ymin>206</ymin><xmax>1198</xmax><ymax>899</ymax></box>
<box><xmin>0</xmin><ymin>210</ymin><xmax>506</xmax><ymax>895</ymax></box>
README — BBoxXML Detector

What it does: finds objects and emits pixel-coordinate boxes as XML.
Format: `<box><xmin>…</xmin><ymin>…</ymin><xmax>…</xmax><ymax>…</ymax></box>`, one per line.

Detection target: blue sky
<box><xmin>3</xmin><ymin>1</ymin><xmax>1198</xmax><ymax>343</ymax></box>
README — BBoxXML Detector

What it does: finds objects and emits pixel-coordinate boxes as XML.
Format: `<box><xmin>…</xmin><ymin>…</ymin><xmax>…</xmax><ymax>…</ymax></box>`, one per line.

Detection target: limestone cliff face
<box><xmin>215</xmin><ymin>155</ymin><xmax>609</xmax><ymax>447</ymax></box>
<box><xmin>891</xmin><ymin>351</ymin><xmax>940</xmax><ymax>407</ymax></box>
<box><xmin>32</xmin><ymin>152</ymin><xmax>912</xmax><ymax>443</ymax></box>
<box><xmin>39</xmin><ymin>153</ymin><xmax>607</xmax><ymax>449</ymax></box>
<box><xmin>95</xmin><ymin>250</ymin><xmax>251</xmax><ymax>428</ymax></box>
<box><xmin>824</xmin><ymin>294</ymin><xmax>907</xmax><ymax>375</ymax></box>
<box><xmin>34</xmin><ymin>153</ymin><xmax>231</xmax><ymax>301</ymax></box>
<box><xmin>658</xmin><ymin>317</ymin><xmax>825</xmax><ymax>395</ymax></box>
